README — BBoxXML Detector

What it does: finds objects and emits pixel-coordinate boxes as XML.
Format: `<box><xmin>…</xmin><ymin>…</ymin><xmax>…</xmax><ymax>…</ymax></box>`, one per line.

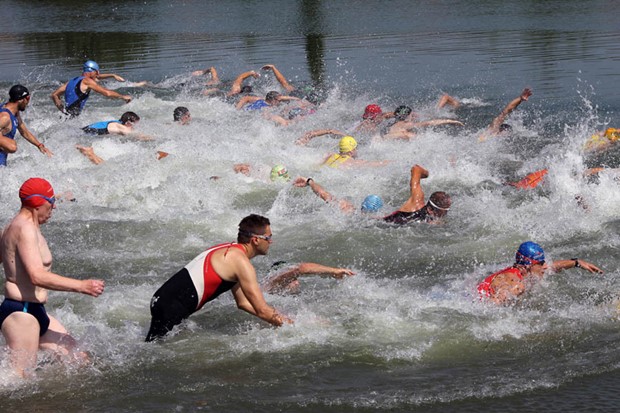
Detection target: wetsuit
<box><xmin>323</xmin><ymin>153</ymin><xmax>351</xmax><ymax>168</ymax></box>
<box><xmin>0</xmin><ymin>298</ymin><xmax>51</xmax><ymax>336</ymax></box>
<box><xmin>145</xmin><ymin>243</ymin><xmax>241</xmax><ymax>341</ymax></box>
<box><xmin>245</xmin><ymin>99</ymin><xmax>270</xmax><ymax>111</ymax></box>
<box><xmin>0</xmin><ymin>104</ymin><xmax>18</xmax><ymax>166</ymax></box>
<box><xmin>64</xmin><ymin>76</ymin><xmax>90</xmax><ymax>117</ymax></box>
<box><xmin>382</xmin><ymin>206</ymin><xmax>430</xmax><ymax>225</ymax></box>
<box><xmin>477</xmin><ymin>267</ymin><xmax>523</xmax><ymax>298</ymax></box>
<box><xmin>82</xmin><ymin>120</ymin><xmax>121</xmax><ymax>135</ymax></box>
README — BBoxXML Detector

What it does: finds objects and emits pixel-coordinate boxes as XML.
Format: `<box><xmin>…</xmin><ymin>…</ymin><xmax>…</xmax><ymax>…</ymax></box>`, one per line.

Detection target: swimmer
<box><xmin>380</xmin><ymin>105</ymin><xmax>463</xmax><ymax>140</ymax></box>
<box><xmin>294</xmin><ymin>164</ymin><xmax>451</xmax><ymax>225</ymax></box>
<box><xmin>201</xmin><ymin>67</ymin><xmax>260</xmax><ymax>98</ymax></box>
<box><xmin>76</xmin><ymin>111</ymin><xmax>154</xmax><ymax>164</ymax></box>
<box><xmin>1</xmin><ymin>85</ymin><xmax>53</xmax><ymax>166</ymax></box>
<box><xmin>264</xmin><ymin>261</ymin><xmax>355</xmax><ymax>295</ymax></box>
<box><xmin>235</xmin><ymin>90</ymin><xmax>300</xmax><ymax>111</ymax></box>
<box><xmin>322</xmin><ymin>136</ymin><xmax>389</xmax><ymax>168</ymax></box>
<box><xmin>583</xmin><ymin>127</ymin><xmax>620</xmax><ymax>152</ymax></box>
<box><xmin>479</xmin><ymin>87</ymin><xmax>532</xmax><ymax>141</ymax></box>
<box><xmin>0</xmin><ymin>178</ymin><xmax>105</xmax><ymax>377</ymax></box>
<box><xmin>173</xmin><ymin>106</ymin><xmax>191</xmax><ymax>125</ymax></box>
<box><xmin>145</xmin><ymin>214</ymin><xmax>293</xmax><ymax>342</ymax></box>
<box><xmin>477</xmin><ymin>241</ymin><xmax>603</xmax><ymax>305</ymax></box>
<box><xmin>51</xmin><ymin>60</ymin><xmax>132</xmax><ymax>117</ymax></box>
<box><xmin>296</xmin><ymin>129</ymin><xmax>347</xmax><ymax>146</ymax></box>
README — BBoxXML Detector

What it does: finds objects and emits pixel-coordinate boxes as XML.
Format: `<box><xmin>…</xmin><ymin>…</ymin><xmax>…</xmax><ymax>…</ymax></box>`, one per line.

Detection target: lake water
<box><xmin>1</xmin><ymin>1</ymin><xmax>620</xmax><ymax>412</ymax></box>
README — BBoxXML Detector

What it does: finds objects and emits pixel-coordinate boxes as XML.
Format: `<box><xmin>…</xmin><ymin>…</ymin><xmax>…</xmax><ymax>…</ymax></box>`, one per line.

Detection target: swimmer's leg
<box><xmin>1</xmin><ymin>312</ymin><xmax>41</xmax><ymax>377</ymax></box>
<box><xmin>39</xmin><ymin>315</ymin><xmax>89</xmax><ymax>366</ymax></box>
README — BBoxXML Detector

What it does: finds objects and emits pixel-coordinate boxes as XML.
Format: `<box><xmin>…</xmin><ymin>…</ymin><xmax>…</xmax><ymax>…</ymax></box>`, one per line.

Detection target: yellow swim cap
<box><xmin>604</xmin><ymin>128</ymin><xmax>619</xmax><ymax>141</ymax></box>
<box><xmin>339</xmin><ymin>136</ymin><xmax>357</xmax><ymax>153</ymax></box>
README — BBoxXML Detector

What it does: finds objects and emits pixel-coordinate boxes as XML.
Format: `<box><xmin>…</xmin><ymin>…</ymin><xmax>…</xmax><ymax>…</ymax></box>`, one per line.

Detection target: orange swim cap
<box><xmin>19</xmin><ymin>177</ymin><xmax>54</xmax><ymax>208</ymax></box>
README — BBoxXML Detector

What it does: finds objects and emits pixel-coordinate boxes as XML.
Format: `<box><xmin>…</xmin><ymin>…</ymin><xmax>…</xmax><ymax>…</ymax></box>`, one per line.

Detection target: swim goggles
<box><xmin>21</xmin><ymin>193</ymin><xmax>56</xmax><ymax>205</ymax></box>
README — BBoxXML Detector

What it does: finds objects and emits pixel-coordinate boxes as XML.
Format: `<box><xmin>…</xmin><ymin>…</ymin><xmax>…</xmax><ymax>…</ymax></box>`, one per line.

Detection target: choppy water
<box><xmin>1</xmin><ymin>1</ymin><xmax>620</xmax><ymax>412</ymax></box>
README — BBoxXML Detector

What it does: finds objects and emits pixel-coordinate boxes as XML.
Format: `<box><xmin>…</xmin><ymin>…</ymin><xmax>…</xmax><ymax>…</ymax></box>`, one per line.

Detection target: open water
<box><xmin>1</xmin><ymin>1</ymin><xmax>620</xmax><ymax>412</ymax></box>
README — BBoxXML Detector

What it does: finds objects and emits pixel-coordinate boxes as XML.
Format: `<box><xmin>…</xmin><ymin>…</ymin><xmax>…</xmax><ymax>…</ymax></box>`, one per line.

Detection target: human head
<box><xmin>499</xmin><ymin>123</ymin><xmax>512</xmax><ymax>133</ymax></box>
<box><xmin>339</xmin><ymin>136</ymin><xmax>357</xmax><ymax>154</ymax></box>
<box><xmin>394</xmin><ymin>105</ymin><xmax>412</xmax><ymax>121</ymax></box>
<box><xmin>270</xmin><ymin>164</ymin><xmax>291</xmax><ymax>182</ymax></box>
<box><xmin>265</xmin><ymin>91</ymin><xmax>281</xmax><ymax>105</ymax></box>
<box><xmin>237</xmin><ymin>214</ymin><xmax>271</xmax><ymax>243</ymax></box>
<box><xmin>173</xmin><ymin>106</ymin><xmax>191</xmax><ymax>124</ymax></box>
<box><xmin>426</xmin><ymin>192</ymin><xmax>451</xmax><ymax>218</ymax></box>
<box><xmin>240</xmin><ymin>85</ymin><xmax>253</xmax><ymax>94</ymax></box>
<box><xmin>363</xmin><ymin>104</ymin><xmax>382</xmax><ymax>120</ymax></box>
<box><xmin>83</xmin><ymin>60</ymin><xmax>100</xmax><ymax>73</ymax></box>
<box><xmin>361</xmin><ymin>195</ymin><xmax>384</xmax><ymax>213</ymax></box>
<box><xmin>19</xmin><ymin>177</ymin><xmax>55</xmax><ymax>209</ymax></box>
<box><xmin>515</xmin><ymin>241</ymin><xmax>545</xmax><ymax>266</ymax></box>
<box><xmin>604</xmin><ymin>128</ymin><xmax>619</xmax><ymax>142</ymax></box>
<box><xmin>9</xmin><ymin>85</ymin><xmax>30</xmax><ymax>102</ymax></box>
<box><xmin>120</xmin><ymin>111</ymin><xmax>140</xmax><ymax>125</ymax></box>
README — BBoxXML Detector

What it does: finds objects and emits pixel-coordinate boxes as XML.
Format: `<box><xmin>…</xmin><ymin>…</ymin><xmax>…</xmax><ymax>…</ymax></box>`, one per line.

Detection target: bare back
<box><xmin>1</xmin><ymin>210</ymin><xmax>52</xmax><ymax>303</ymax></box>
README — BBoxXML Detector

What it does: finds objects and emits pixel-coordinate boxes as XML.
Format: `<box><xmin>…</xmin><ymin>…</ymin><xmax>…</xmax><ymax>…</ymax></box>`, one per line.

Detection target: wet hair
<box><xmin>240</xmin><ymin>85</ymin><xmax>253</xmax><ymax>94</ymax></box>
<box><xmin>120</xmin><ymin>111</ymin><xmax>140</xmax><ymax>124</ymax></box>
<box><xmin>428</xmin><ymin>191</ymin><xmax>452</xmax><ymax>211</ymax></box>
<box><xmin>173</xmin><ymin>106</ymin><xmax>190</xmax><ymax>122</ymax></box>
<box><xmin>499</xmin><ymin>123</ymin><xmax>512</xmax><ymax>132</ymax></box>
<box><xmin>237</xmin><ymin>214</ymin><xmax>271</xmax><ymax>243</ymax></box>
<box><xmin>265</xmin><ymin>91</ymin><xmax>281</xmax><ymax>103</ymax></box>
<box><xmin>394</xmin><ymin>105</ymin><xmax>412</xmax><ymax>121</ymax></box>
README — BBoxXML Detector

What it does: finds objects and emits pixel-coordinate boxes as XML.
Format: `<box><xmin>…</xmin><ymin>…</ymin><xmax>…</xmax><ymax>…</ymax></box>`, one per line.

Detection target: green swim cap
<box><xmin>270</xmin><ymin>164</ymin><xmax>291</xmax><ymax>182</ymax></box>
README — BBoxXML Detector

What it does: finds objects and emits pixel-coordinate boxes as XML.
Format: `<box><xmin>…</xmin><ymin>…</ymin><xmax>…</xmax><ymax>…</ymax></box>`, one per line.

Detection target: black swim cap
<box><xmin>9</xmin><ymin>85</ymin><xmax>30</xmax><ymax>102</ymax></box>
<box><xmin>394</xmin><ymin>105</ymin><xmax>412</xmax><ymax>120</ymax></box>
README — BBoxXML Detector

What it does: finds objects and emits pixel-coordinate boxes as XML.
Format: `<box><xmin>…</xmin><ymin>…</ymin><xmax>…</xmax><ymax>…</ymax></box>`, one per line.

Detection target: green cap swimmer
<box><xmin>270</xmin><ymin>164</ymin><xmax>291</xmax><ymax>182</ymax></box>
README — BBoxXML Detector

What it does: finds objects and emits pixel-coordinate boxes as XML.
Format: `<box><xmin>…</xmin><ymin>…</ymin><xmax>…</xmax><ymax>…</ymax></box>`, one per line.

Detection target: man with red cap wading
<box><xmin>0</xmin><ymin>85</ymin><xmax>53</xmax><ymax>166</ymax></box>
<box><xmin>0</xmin><ymin>178</ymin><xmax>105</xmax><ymax>377</ymax></box>
<box><xmin>477</xmin><ymin>241</ymin><xmax>603</xmax><ymax>305</ymax></box>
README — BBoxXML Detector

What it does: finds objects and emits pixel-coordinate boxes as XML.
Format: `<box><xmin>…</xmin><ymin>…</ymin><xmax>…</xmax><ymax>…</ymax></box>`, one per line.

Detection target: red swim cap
<box><xmin>363</xmin><ymin>104</ymin><xmax>382</xmax><ymax>119</ymax></box>
<box><xmin>19</xmin><ymin>177</ymin><xmax>54</xmax><ymax>208</ymax></box>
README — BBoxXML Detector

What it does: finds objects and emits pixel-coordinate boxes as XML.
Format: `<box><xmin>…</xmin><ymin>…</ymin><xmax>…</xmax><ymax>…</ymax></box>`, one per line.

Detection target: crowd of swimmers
<box><xmin>0</xmin><ymin>60</ymin><xmax>615</xmax><ymax>377</ymax></box>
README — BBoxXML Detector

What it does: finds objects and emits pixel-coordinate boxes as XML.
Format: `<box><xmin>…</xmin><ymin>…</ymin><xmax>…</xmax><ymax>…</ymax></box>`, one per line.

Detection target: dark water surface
<box><xmin>1</xmin><ymin>1</ymin><xmax>620</xmax><ymax>412</ymax></box>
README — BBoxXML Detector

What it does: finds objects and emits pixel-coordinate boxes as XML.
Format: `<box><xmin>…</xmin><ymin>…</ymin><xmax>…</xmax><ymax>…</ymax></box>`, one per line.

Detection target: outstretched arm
<box><xmin>17</xmin><ymin>116</ymin><xmax>53</xmax><ymax>157</ymax></box>
<box><xmin>550</xmin><ymin>258</ymin><xmax>603</xmax><ymax>274</ymax></box>
<box><xmin>412</xmin><ymin>119</ymin><xmax>464</xmax><ymax>128</ymax></box>
<box><xmin>236</xmin><ymin>95</ymin><xmax>261</xmax><ymax>110</ymax></box>
<box><xmin>294</xmin><ymin>176</ymin><xmax>355</xmax><ymax>213</ymax></box>
<box><xmin>296</xmin><ymin>129</ymin><xmax>346</xmax><ymax>145</ymax></box>
<box><xmin>83</xmin><ymin>77</ymin><xmax>132</xmax><ymax>103</ymax></box>
<box><xmin>96</xmin><ymin>73</ymin><xmax>126</xmax><ymax>82</ymax></box>
<box><xmin>228</xmin><ymin>70</ymin><xmax>260</xmax><ymax>96</ymax></box>
<box><xmin>265</xmin><ymin>263</ymin><xmax>355</xmax><ymax>293</ymax></box>
<box><xmin>76</xmin><ymin>145</ymin><xmax>105</xmax><ymax>165</ymax></box>
<box><xmin>262</xmin><ymin>64</ymin><xmax>295</xmax><ymax>92</ymax></box>
<box><xmin>396</xmin><ymin>164</ymin><xmax>428</xmax><ymax>212</ymax></box>
<box><xmin>484</xmin><ymin>88</ymin><xmax>532</xmax><ymax>138</ymax></box>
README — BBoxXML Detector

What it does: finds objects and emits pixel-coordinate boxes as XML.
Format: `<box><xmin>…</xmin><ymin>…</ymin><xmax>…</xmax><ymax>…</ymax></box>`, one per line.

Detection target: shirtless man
<box><xmin>145</xmin><ymin>214</ymin><xmax>292</xmax><ymax>342</ymax></box>
<box><xmin>477</xmin><ymin>241</ymin><xmax>602</xmax><ymax>305</ymax></box>
<box><xmin>50</xmin><ymin>60</ymin><xmax>132</xmax><ymax>117</ymax></box>
<box><xmin>380</xmin><ymin>105</ymin><xmax>463</xmax><ymax>140</ymax></box>
<box><xmin>0</xmin><ymin>178</ymin><xmax>104</xmax><ymax>377</ymax></box>
<box><xmin>1</xmin><ymin>85</ymin><xmax>53</xmax><ymax>166</ymax></box>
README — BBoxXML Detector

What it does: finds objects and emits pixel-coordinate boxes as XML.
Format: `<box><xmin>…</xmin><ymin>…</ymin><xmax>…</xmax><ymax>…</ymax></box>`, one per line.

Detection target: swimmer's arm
<box><xmin>17</xmin><ymin>225</ymin><xmax>104</xmax><ymax>296</ymax></box>
<box><xmin>487</xmin><ymin>87</ymin><xmax>532</xmax><ymax>135</ymax></box>
<box><xmin>50</xmin><ymin>83</ymin><xmax>67</xmax><ymax>112</ymax></box>
<box><xmin>550</xmin><ymin>259</ymin><xmax>604</xmax><ymax>274</ymax></box>
<box><xmin>296</xmin><ymin>129</ymin><xmax>345</xmax><ymax>145</ymax></box>
<box><xmin>397</xmin><ymin>164</ymin><xmax>428</xmax><ymax>212</ymax></box>
<box><xmin>261</xmin><ymin>64</ymin><xmax>295</xmax><ymax>92</ymax></box>
<box><xmin>97</xmin><ymin>73</ymin><xmax>126</xmax><ymax>82</ymax></box>
<box><xmin>276</xmin><ymin>95</ymin><xmax>301</xmax><ymax>103</ymax></box>
<box><xmin>265</xmin><ymin>113</ymin><xmax>289</xmax><ymax>126</ymax></box>
<box><xmin>227</xmin><ymin>71</ymin><xmax>260</xmax><ymax>96</ymax></box>
<box><xmin>236</xmin><ymin>95</ymin><xmax>261</xmax><ymax>110</ymax></box>
<box><xmin>233</xmin><ymin>163</ymin><xmax>251</xmax><ymax>176</ymax></box>
<box><xmin>412</xmin><ymin>119</ymin><xmax>464</xmax><ymax>128</ymax></box>
<box><xmin>82</xmin><ymin>77</ymin><xmax>132</xmax><ymax>103</ymax></box>
<box><xmin>0</xmin><ymin>114</ymin><xmax>17</xmax><ymax>153</ymax></box>
<box><xmin>106</xmin><ymin>122</ymin><xmax>153</xmax><ymax>141</ymax></box>
<box><xmin>231</xmin><ymin>256</ymin><xmax>292</xmax><ymax>326</ymax></box>
<box><xmin>16</xmin><ymin>118</ymin><xmax>53</xmax><ymax>157</ymax></box>
<box><xmin>76</xmin><ymin>145</ymin><xmax>105</xmax><ymax>165</ymax></box>
<box><xmin>296</xmin><ymin>263</ymin><xmax>355</xmax><ymax>279</ymax></box>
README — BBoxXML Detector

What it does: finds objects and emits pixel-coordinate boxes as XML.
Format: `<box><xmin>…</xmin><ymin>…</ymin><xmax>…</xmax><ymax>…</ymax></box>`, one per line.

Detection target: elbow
<box><xmin>3</xmin><ymin>142</ymin><xmax>17</xmax><ymax>153</ymax></box>
<box><xmin>297</xmin><ymin>263</ymin><xmax>313</xmax><ymax>274</ymax></box>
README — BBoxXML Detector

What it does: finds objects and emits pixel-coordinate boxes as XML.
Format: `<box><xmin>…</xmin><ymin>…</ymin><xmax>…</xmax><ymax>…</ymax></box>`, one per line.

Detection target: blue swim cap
<box><xmin>83</xmin><ymin>60</ymin><xmax>100</xmax><ymax>73</ymax></box>
<box><xmin>515</xmin><ymin>241</ymin><xmax>545</xmax><ymax>265</ymax></box>
<box><xmin>361</xmin><ymin>195</ymin><xmax>384</xmax><ymax>213</ymax></box>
